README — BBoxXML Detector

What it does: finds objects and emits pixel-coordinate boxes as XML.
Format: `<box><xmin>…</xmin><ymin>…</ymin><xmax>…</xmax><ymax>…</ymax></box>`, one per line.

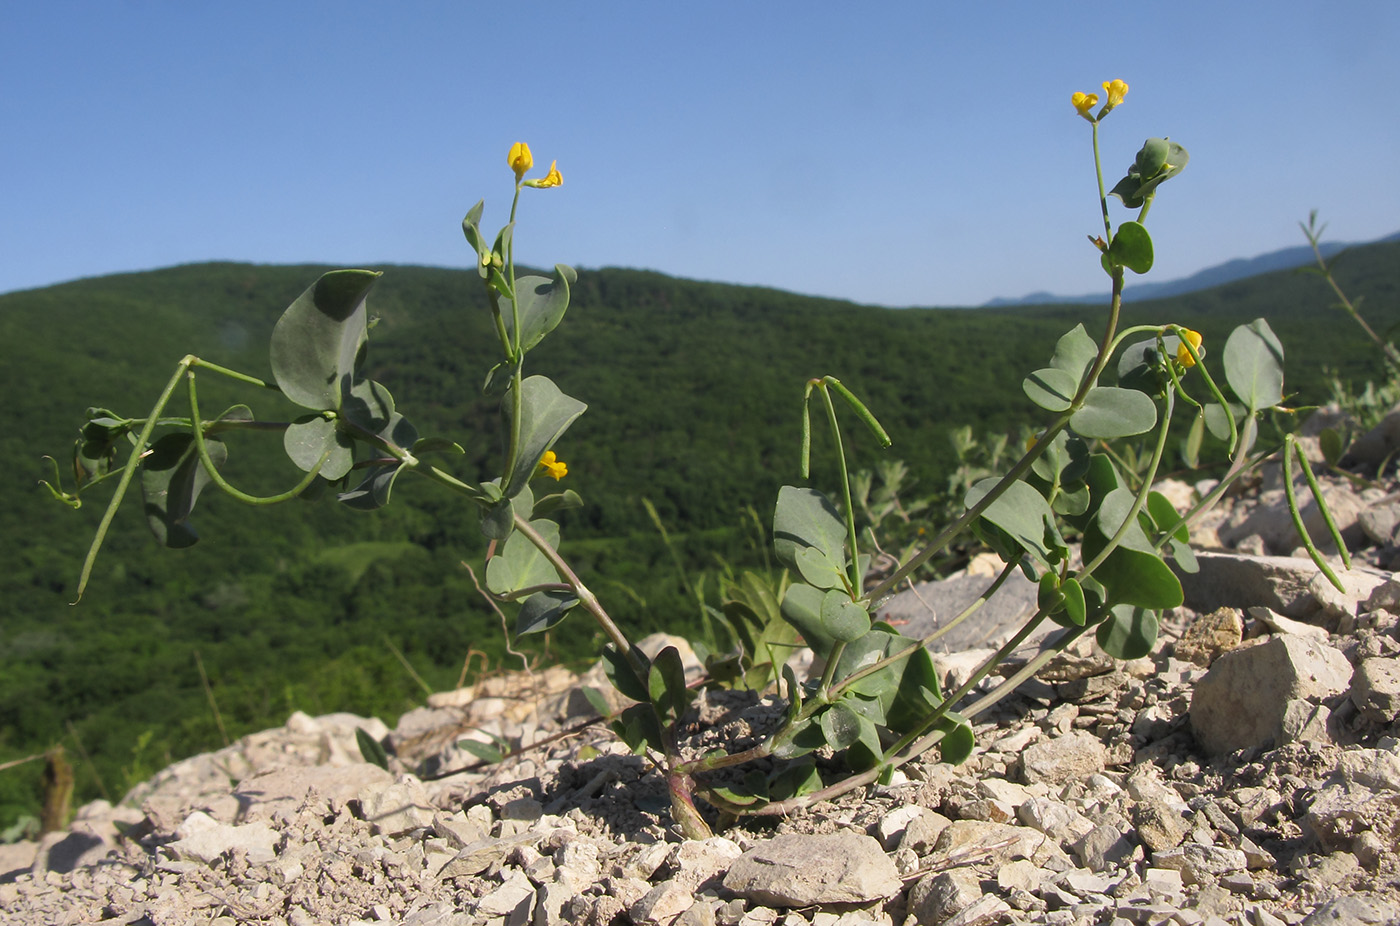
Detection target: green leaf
<box><xmin>1096</xmin><ymin>488</ymin><xmax>1156</xmax><ymax>554</ymax></box>
<box><xmin>711</xmin><ymin>771</ymin><xmax>770</xmax><ymax>807</ymax></box>
<box><xmin>504</xmin><ymin>376</ymin><xmax>587</xmax><ymax>497</ymax></box>
<box><xmin>1320</xmin><ymin>428</ymin><xmax>1345</xmax><ymax>466</ymax></box>
<box><xmin>1108</xmin><ymin>139</ymin><xmax>1189</xmax><ymax>209</ymax></box>
<box><xmin>1050</xmin><ymin>324</ymin><xmax>1099</xmax><ymax>382</ymax></box>
<box><xmin>516</xmin><ymin>590</ymin><xmax>579</xmax><ymax>636</ymax></box>
<box><xmin>411</xmin><ymin>436</ymin><xmax>465</xmax><ymax>456</ymax></box>
<box><xmin>965</xmin><ymin>477</ymin><xmax>1060</xmax><ymax>569</ymax></box>
<box><xmin>648</xmin><ymin>645</ymin><xmax>692</xmax><ymax>720</ymax></box>
<box><xmin>768</xmin><ymin>760</ymin><xmax>823</xmax><ymax>801</ymax></box>
<box><xmin>355</xmin><ymin>728</ymin><xmax>388</xmax><ymax>769</ymax></box>
<box><xmin>581</xmin><ymin>686</ymin><xmax>612</xmax><ymax>717</ymax></box>
<box><xmin>1108</xmin><ymin>221</ymin><xmax>1154</xmax><ymax>274</ymax></box>
<box><xmin>1023</xmin><ymin>368</ymin><xmax>1078</xmax><ymax>412</ymax></box>
<box><xmin>344</xmin><ymin>379</ymin><xmax>418</xmax><ymax>451</ymax></box>
<box><xmin>936</xmin><ymin>712</ymin><xmax>975</xmax><ymax>765</ymax></box>
<box><xmin>770</xmin><ymin>715</ymin><xmax>828</xmax><ymax>760</ymax></box>
<box><xmin>270</xmin><ymin>270</ymin><xmax>381</xmax><ymax>412</ymax></box>
<box><xmin>532</xmin><ymin>489</ymin><xmax>584</xmax><ymax>518</ymax></box>
<box><xmin>457</xmin><ymin>740</ymin><xmax>505</xmax><ymax>765</ymax></box>
<box><xmin>819</xmin><ymin>702</ymin><xmax>864</xmax><ymax>750</ymax></box>
<box><xmin>1145</xmin><ymin>491</ymin><xmax>1188</xmax><ymax>543</ymax></box>
<box><xmin>774</xmin><ymin>486</ymin><xmax>847</xmax><ymax>575</ymax></box>
<box><xmin>820</xmin><ymin>589</ymin><xmax>871</xmax><ymax>643</ymax></box>
<box><xmin>482</xmin><ymin>485</ymin><xmax>533</xmax><ymax>542</ymax></box>
<box><xmin>1071</xmin><ymin>386</ymin><xmax>1158</xmax><ymax>439</ymax></box>
<box><xmin>794</xmin><ymin>546</ymin><xmax>847</xmax><ymax>590</ymax></box>
<box><xmin>1223</xmin><ymin>319</ymin><xmax>1285</xmax><ymax>412</ymax></box>
<box><xmin>284</xmin><ymin>415</ymin><xmax>354</xmax><ymax>480</ymax></box>
<box><xmin>485</xmin><ymin>518</ymin><xmax>560</xmax><ymax>595</ymax></box>
<box><xmin>602</xmin><ymin>645</ymin><xmax>651</xmax><ymax>703</ymax></box>
<box><xmin>338</xmin><ymin>462</ymin><xmax>409</xmax><ymax>511</ymax></box>
<box><xmin>140</xmin><ymin>433</ymin><xmax>227</xmax><ymax>548</ymax></box>
<box><xmin>832</xmin><ymin>627</ymin><xmax>941</xmax><ymax>734</ymax></box>
<box><xmin>1096</xmin><ymin>605</ymin><xmax>1160</xmax><ymax>659</ymax></box>
<box><xmin>611</xmin><ymin>703</ymin><xmax>663</xmax><ymax>755</ymax></box>
<box><xmin>1088</xmin><ymin>545</ymin><xmax>1182</xmax><ymax>610</ymax></box>
<box><xmin>504</xmin><ymin>265</ymin><xmax>577</xmax><ymax>352</ymax></box>
<box><xmin>780</xmin><ymin>582</ymin><xmax>837</xmax><ymax>657</ymax></box>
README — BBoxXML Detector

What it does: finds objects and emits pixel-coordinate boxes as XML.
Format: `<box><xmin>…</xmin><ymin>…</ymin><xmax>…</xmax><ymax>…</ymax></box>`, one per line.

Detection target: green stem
<box><xmin>818</xmin><ymin>385</ymin><xmax>863</xmax><ymax>595</ymax></box>
<box><xmin>1092</xmin><ymin>121</ymin><xmax>1111</xmax><ymax>243</ymax></box>
<box><xmin>185</xmin><ymin>369</ymin><xmax>332</xmax><ymax>505</ymax></box>
<box><xmin>1080</xmin><ymin>387</ymin><xmax>1174</xmax><ymax>576</ymax></box>
<box><xmin>510</xmin><ymin>512</ymin><xmax>643</xmax><ymax>678</ymax></box>
<box><xmin>72</xmin><ymin>359</ymin><xmax>193</xmax><ymax>601</ymax></box>
<box><xmin>1282</xmin><ymin>437</ymin><xmax>1347</xmax><ymax>592</ymax></box>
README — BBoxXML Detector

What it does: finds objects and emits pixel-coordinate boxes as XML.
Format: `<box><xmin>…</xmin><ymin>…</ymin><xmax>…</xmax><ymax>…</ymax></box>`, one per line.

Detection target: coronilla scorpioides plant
<box><xmin>44</xmin><ymin>85</ymin><xmax>1345</xmax><ymax>839</ymax></box>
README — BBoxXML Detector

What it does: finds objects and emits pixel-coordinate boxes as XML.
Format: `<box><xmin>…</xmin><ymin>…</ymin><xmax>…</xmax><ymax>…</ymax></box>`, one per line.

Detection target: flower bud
<box><xmin>508</xmin><ymin>142</ymin><xmax>533</xmax><ymax>182</ymax></box>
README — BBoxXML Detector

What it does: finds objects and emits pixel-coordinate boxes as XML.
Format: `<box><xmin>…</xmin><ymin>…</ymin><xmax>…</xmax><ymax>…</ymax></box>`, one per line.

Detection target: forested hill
<box><xmin>1</xmin><ymin>240</ymin><xmax>1396</xmax><ymax>829</ymax></box>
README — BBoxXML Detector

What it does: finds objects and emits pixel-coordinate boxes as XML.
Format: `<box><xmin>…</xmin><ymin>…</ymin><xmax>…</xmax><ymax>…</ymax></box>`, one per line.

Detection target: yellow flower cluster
<box><xmin>1177</xmin><ymin>329</ymin><xmax>1203</xmax><ymax>367</ymax></box>
<box><xmin>1070</xmin><ymin>80</ymin><xmax>1128</xmax><ymax>121</ymax></box>
<box><xmin>538</xmin><ymin>450</ymin><xmax>568</xmax><ymax>480</ymax></box>
<box><xmin>508</xmin><ymin>142</ymin><xmax>563</xmax><ymax>189</ymax></box>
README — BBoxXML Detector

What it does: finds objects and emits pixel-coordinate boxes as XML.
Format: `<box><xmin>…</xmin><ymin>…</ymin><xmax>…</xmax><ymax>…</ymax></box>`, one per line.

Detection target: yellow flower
<box><xmin>1101</xmin><ymin>79</ymin><xmax>1128</xmax><ymax>111</ymax></box>
<box><xmin>1072</xmin><ymin>92</ymin><xmax>1099</xmax><ymax>120</ymax></box>
<box><xmin>524</xmin><ymin>160</ymin><xmax>563</xmax><ymax>189</ymax></box>
<box><xmin>508</xmin><ymin>142</ymin><xmax>533</xmax><ymax>182</ymax></box>
<box><xmin>538</xmin><ymin>450</ymin><xmax>568</xmax><ymax>480</ymax></box>
<box><xmin>1177</xmin><ymin>328</ymin><xmax>1203</xmax><ymax>367</ymax></box>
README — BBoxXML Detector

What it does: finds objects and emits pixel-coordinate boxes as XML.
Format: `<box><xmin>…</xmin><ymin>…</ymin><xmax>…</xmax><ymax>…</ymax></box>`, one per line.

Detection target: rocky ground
<box><xmin>5</xmin><ymin>411</ymin><xmax>1400</xmax><ymax>926</ymax></box>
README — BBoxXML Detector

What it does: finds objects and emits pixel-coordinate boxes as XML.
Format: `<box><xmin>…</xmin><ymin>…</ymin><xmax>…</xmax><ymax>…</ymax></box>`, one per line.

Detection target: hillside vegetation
<box><xmin>2</xmin><ymin>241</ymin><xmax>1396</xmax><ymax>829</ymax></box>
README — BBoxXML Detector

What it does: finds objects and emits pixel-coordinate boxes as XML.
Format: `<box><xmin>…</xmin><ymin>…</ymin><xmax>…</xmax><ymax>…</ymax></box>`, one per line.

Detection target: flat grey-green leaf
<box><xmin>819</xmin><ymin>702</ymin><xmax>863</xmax><ymax>750</ymax></box>
<box><xmin>1023</xmin><ymin>368</ymin><xmax>1078</xmax><ymax>412</ymax></box>
<box><xmin>965</xmin><ymin>477</ymin><xmax>1058</xmax><ymax>568</ymax></box>
<box><xmin>505</xmin><ymin>265</ymin><xmax>577</xmax><ymax>352</ymax></box>
<box><xmin>504</xmin><ymin>376</ymin><xmax>586</xmax><ymax>497</ymax></box>
<box><xmin>1223</xmin><ymin>318</ymin><xmax>1285</xmax><ymax>412</ymax></box>
<box><xmin>1071</xmin><ymin>387</ymin><xmax>1158</xmax><ymax>439</ymax></box>
<box><xmin>284</xmin><ymin>415</ymin><xmax>355</xmax><ymax>480</ymax></box>
<box><xmin>338</xmin><ymin>462</ymin><xmax>407</xmax><ymax>511</ymax></box>
<box><xmin>516</xmin><ymin>590</ymin><xmax>579</xmax><ymax>636</ymax></box>
<box><xmin>774</xmin><ymin>486</ymin><xmax>846</xmax><ymax>573</ymax></box>
<box><xmin>794</xmin><ymin>547</ymin><xmax>846</xmax><ymax>590</ymax></box>
<box><xmin>1108</xmin><ymin>221</ymin><xmax>1154</xmax><ymax>274</ymax></box>
<box><xmin>1097</xmin><ymin>605</ymin><xmax>1159</xmax><ymax>659</ymax></box>
<box><xmin>485</xmin><ymin>518</ymin><xmax>561</xmax><ymax>595</ymax></box>
<box><xmin>140</xmin><ymin>433</ymin><xmax>227</xmax><ymax>548</ymax></box>
<box><xmin>270</xmin><ymin>270</ymin><xmax>380</xmax><ymax>411</ymax></box>
<box><xmin>820</xmin><ymin>589</ymin><xmax>871</xmax><ymax>643</ymax></box>
<box><xmin>780</xmin><ymin>582</ymin><xmax>836</xmax><ymax>657</ymax></box>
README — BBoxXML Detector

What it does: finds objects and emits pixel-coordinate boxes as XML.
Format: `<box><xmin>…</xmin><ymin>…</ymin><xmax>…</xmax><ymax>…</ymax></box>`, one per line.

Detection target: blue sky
<box><xmin>3</xmin><ymin>2</ymin><xmax>1397</xmax><ymax>307</ymax></box>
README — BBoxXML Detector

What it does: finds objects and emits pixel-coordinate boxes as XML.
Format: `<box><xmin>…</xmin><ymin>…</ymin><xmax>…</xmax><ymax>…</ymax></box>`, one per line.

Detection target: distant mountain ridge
<box><xmin>980</xmin><ymin>230</ymin><xmax>1400</xmax><ymax>308</ymax></box>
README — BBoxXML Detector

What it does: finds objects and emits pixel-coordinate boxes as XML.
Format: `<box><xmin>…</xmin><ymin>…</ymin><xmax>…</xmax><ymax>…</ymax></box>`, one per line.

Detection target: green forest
<box><xmin>2</xmin><ymin>240</ymin><xmax>1397</xmax><ymax>830</ymax></box>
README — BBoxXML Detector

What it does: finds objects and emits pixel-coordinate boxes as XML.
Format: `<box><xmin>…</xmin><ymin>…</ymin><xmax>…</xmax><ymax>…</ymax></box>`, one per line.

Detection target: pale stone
<box><xmin>907</xmin><ymin>868</ymin><xmax>981</xmax><ymax>926</ymax></box>
<box><xmin>1150</xmin><ymin>845</ymin><xmax>1247</xmax><ymax>884</ymax></box>
<box><xmin>721</xmin><ymin>832</ymin><xmax>900</xmax><ymax>906</ymax></box>
<box><xmin>629</xmin><ymin>882</ymin><xmax>695</xmax><ymax>926</ymax></box>
<box><xmin>1247</xmin><ymin>606</ymin><xmax>1331</xmax><ymax>640</ymax></box>
<box><xmin>359</xmin><ymin>776</ymin><xmax>435</xmax><ymax>837</ymax></box>
<box><xmin>1020</xmin><ymin>729</ymin><xmax>1107</xmax><ymax>785</ymax></box>
<box><xmin>1180</xmin><ymin>552</ymin><xmax>1323</xmax><ymax>619</ymax></box>
<box><xmin>1351</xmin><ymin>657</ymin><xmax>1400</xmax><ymax>722</ymax></box>
<box><xmin>1189</xmin><ymin>635</ymin><xmax>1353</xmax><ymax>756</ymax></box>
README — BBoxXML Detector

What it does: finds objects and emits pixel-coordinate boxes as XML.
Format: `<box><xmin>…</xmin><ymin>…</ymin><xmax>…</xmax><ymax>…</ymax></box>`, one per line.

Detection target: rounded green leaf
<box><xmin>284</xmin><ymin>415</ymin><xmax>354</xmax><ymax>480</ymax></box>
<box><xmin>936</xmin><ymin>712</ymin><xmax>975</xmax><ymax>766</ymax></box>
<box><xmin>1223</xmin><ymin>319</ymin><xmax>1285</xmax><ymax>412</ymax></box>
<box><xmin>818</xmin><ymin>702</ymin><xmax>864</xmax><ymax>750</ymax></box>
<box><xmin>270</xmin><ymin>270</ymin><xmax>381</xmax><ymax>411</ymax></box>
<box><xmin>516</xmin><ymin>590</ymin><xmax>579</xmax><ymax>636</ymax></box>
<box><xmin>1108</xmin><ymin>222</ymin><xmax>1154</xmax><ymax>274</ymax></box>
<box><xmin>1096</xmin><ymin>605</ymin><xmax>1160</xmax><ymax>659</ymax></box>
<box><xmin>504</xmin><ymin>376</ymin><xmax>587</xmax><ymax>497</ymax></box>
<box><xmin>1071</xmin><ymin>386</ymin><xmax>1158</xmax><ymax>439</ymax></box>
<box><xmin>821</xmin><ymin>589</ymin><xmax>871</xmax><ymax>643</ymax></box>
<box><xmin>140</xmin><ymin>432</ymin><xmax>227</xmax><ymax>548</ymax></box>
<box><xmin>774</xmin><ymin>486</ymin><xmax>847</xmax><ymax>573</ymax></box>
<box><xmin>1023</xmin><ymin>368</ymin><xmax>1078</xmax><ymax>412</ymax></box>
